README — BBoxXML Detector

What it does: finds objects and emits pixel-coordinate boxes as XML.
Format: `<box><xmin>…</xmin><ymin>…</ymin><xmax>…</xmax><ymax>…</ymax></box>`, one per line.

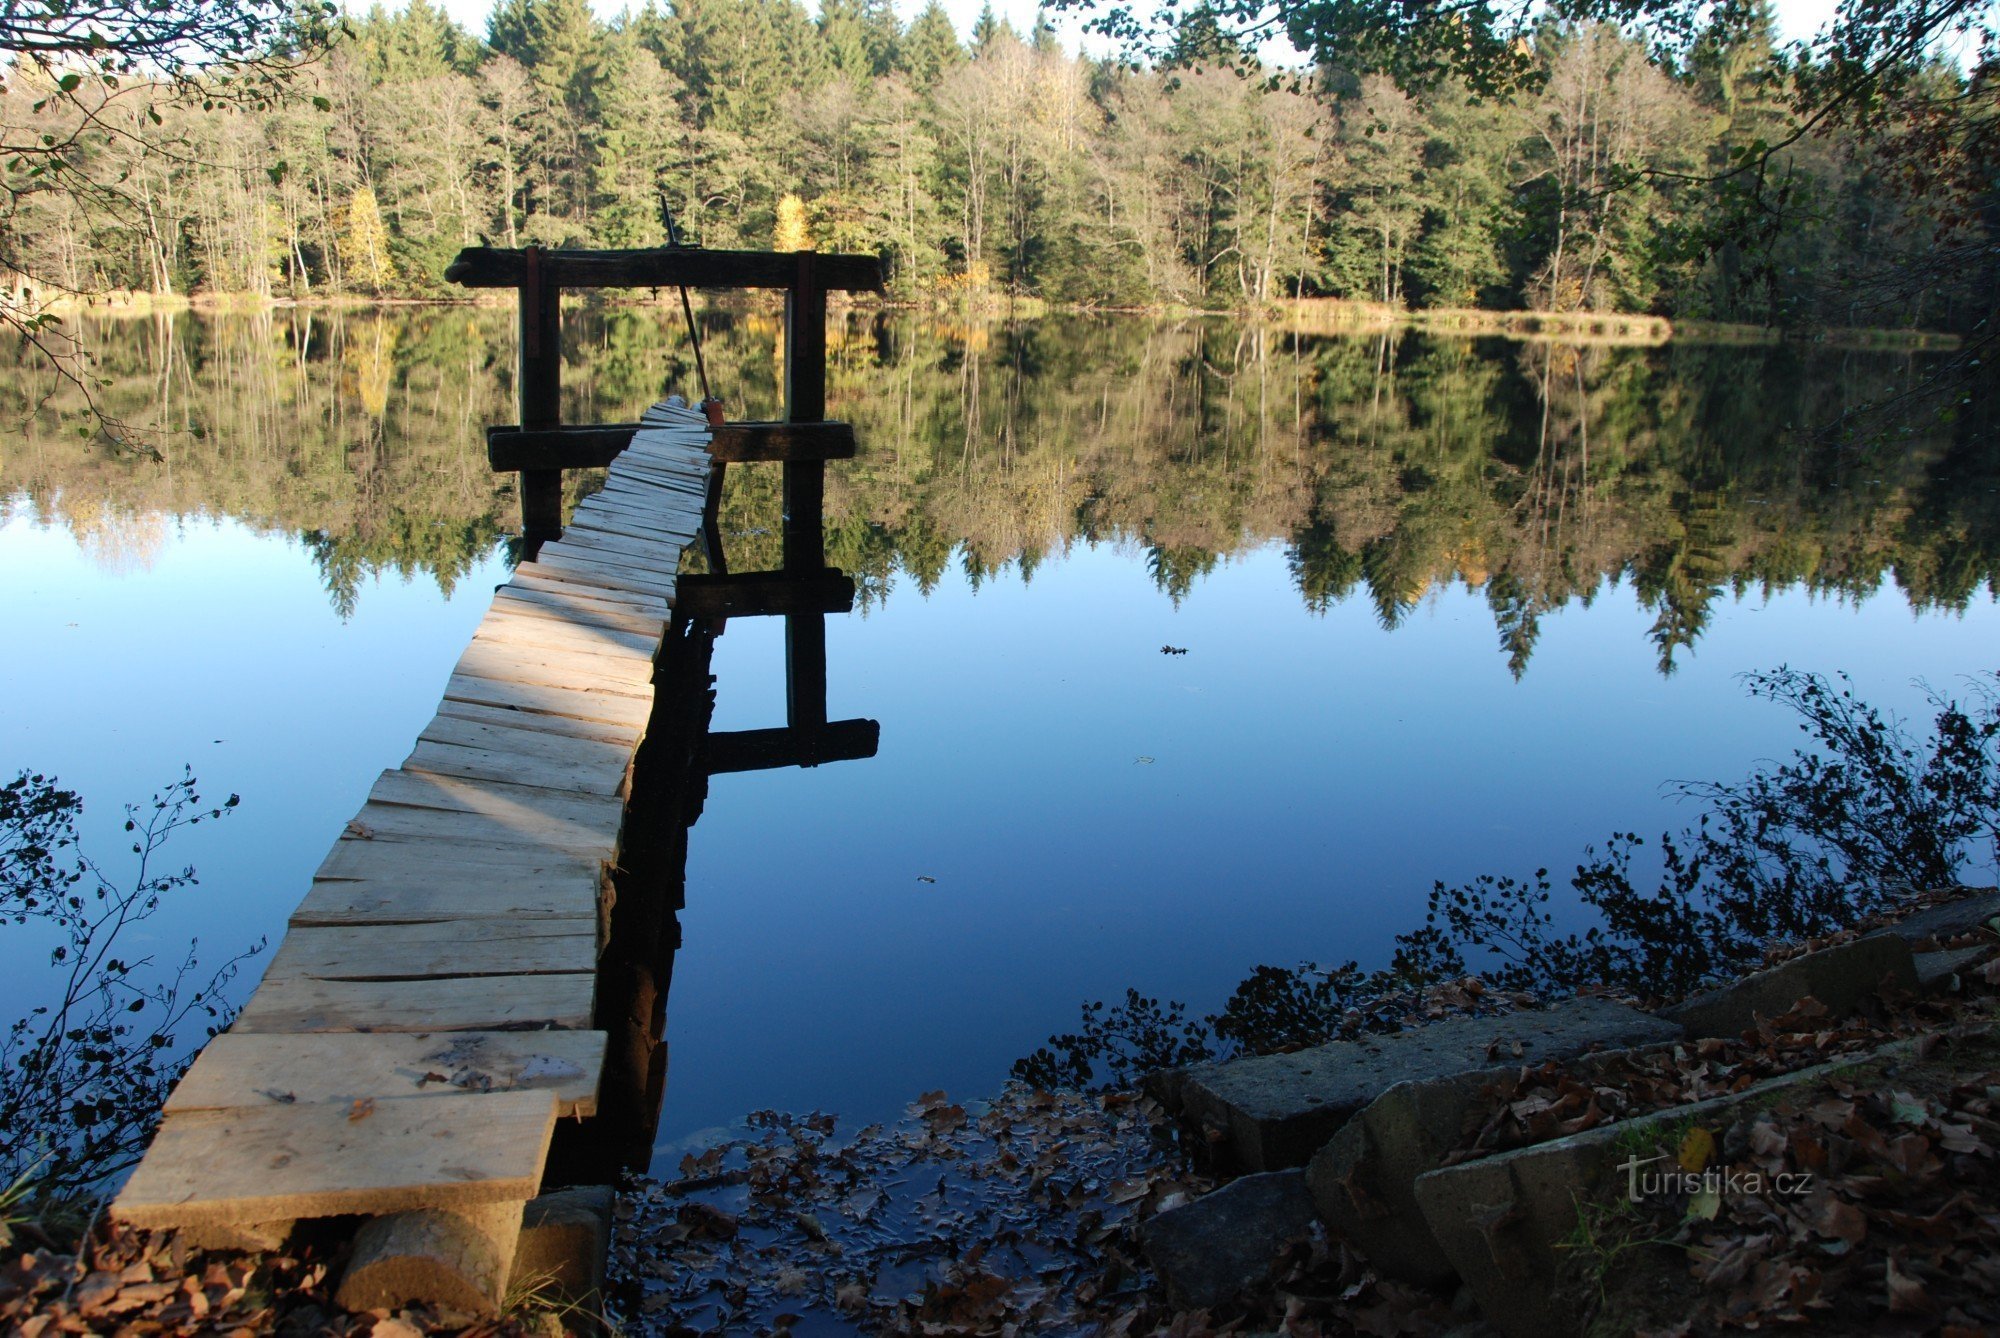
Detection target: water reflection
<box><xmin>1</xmin><ymin>308</ymin><xmax>1990</xmax><ymax>675</ymax></box>
<box><xmin>561</xmin><ymin>512</ymin><xmax>880</xmax><ymax>1181</ymax></box>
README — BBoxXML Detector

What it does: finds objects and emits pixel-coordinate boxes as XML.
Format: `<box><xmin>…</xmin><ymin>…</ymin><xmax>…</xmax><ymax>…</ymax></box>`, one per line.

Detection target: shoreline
<box><xmin>18</xmin><ymin>287</ymin><xmax>1962</xmax><ymax>352</ymax></box>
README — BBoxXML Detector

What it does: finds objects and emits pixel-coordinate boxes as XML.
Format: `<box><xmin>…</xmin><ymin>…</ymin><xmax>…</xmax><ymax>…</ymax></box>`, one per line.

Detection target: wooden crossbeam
<box><xmin>676</xmin><ymin>569</ymin><xmax>855</xmax><ymax>619</ymax></box>
<box><xmin>487</xmin><ymin>421</ymin><xmax>857</xmax><ymax>472</ymax></box>
<box><xmin>445</xmin><ymin>246</ymin><xmax>883</xmax><ymax>292</ymax></box>
<box><xmin>705</xmin><ymin>719</ymin><xmax>880</xmax><ymax>774</ymax></box>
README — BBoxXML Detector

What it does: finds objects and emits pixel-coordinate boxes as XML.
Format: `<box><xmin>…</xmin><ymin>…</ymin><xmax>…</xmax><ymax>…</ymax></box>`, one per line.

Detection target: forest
<box><xmin>2</xmin><ymin>0</ymin><xmax>1988</xmax><ymax>329</ymax></box>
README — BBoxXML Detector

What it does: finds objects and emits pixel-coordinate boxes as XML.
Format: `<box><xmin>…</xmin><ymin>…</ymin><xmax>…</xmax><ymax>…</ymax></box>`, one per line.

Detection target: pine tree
<box><xmin>900</xmin><ymin>0</ymin><xmax>963</xmax><ymax>86</ymax></box>
<box><xmin>486</xmin><ymin>0</ymin><xmax>534</xmax><ymax>60</ymax></box>
<box><xmin>970</xmin><ymin>2</ymin><xmax>1012</xmax><ymax>53</ymax></box>
<box><xmin>523</xmin><ymin>0</ymin><xmax>602</xmax><ymax>111</ymax></box>
<box><xmin>818</xmin><ymin>0</ymin><xmax>870</xmax><ymax>81</ymax></box>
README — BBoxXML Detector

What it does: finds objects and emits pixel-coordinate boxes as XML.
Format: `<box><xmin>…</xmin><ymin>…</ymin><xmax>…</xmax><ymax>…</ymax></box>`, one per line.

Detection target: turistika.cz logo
<box><xmin>1615</xmin><ymin>1125</ymin><xmax>1814</xmax><ymax>1210</ymax></box>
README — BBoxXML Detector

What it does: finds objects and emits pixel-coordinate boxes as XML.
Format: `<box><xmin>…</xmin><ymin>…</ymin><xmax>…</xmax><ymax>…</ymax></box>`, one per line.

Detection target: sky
<box><xmin>426</xmin><ymin>0</ymin><xmax>1848</xmax><ymax>60</ymax></box>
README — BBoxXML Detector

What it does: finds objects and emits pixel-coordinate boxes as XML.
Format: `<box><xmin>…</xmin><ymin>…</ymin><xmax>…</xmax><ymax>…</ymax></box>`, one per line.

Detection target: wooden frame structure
<box><xmin>446</xmin><ymin>241</ymin><xmax>885</xmax><ymax>774</ymax></box>
<box><xmin>443</xmin><ymin>244</ymin><xmax>883</xmax><ymax>557</ymax></box>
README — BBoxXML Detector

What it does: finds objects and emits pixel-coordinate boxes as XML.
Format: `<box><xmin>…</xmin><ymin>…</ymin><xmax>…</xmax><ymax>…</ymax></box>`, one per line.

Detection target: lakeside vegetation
<box><xmin>1</xmin><ymin>0</ymin><xmax>1986</xmax><ymax>333</ymax></box>
<box><xmin>4</xmin><ymin>307</ymin><xmax>1994</xmax><ymax>675</ymax></box>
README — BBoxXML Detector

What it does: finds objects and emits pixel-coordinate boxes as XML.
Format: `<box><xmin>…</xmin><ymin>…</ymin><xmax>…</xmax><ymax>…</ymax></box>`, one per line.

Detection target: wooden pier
<box><xmin>108</xmin><ymin>244</ymin><xmax>884</xmax><ymax>1312</ymax></box>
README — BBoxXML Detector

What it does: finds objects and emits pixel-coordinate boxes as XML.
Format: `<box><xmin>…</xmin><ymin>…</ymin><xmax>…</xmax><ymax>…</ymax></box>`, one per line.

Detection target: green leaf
<box><xmin>312</xmin><ymin>95</ymin><xmax>332</xmax><ymax>112</ymax></box>
<box><xmin>58</xmin><ymin>73</ymin><xmax>81</xmax><ymax>92</ymax></box>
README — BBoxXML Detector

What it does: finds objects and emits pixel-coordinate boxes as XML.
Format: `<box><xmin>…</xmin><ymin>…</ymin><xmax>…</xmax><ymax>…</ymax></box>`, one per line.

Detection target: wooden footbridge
<box><xmin>109</xmin><ymin>244</ymin><xmax>884</xmax><ymax>1312</ymax></box>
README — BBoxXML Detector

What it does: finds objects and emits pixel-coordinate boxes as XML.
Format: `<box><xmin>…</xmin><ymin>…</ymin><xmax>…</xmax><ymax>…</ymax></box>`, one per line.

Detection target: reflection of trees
<box><xmin>1</xmin><ymin>308</ymin><xmax>519</xmax><ymax>615</ymax></box>
<box><xmin>4</xmin><ymin>308</ymin><xmax>1989</xmax><ymax>667</ymax></box>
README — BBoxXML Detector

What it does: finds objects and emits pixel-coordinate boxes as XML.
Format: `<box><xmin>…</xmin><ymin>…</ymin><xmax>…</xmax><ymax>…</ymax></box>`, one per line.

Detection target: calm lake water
<box><xmin>2</xmin><ymin>305</ymin><xmax>1996</xmax><ymax>1165</ymax></box>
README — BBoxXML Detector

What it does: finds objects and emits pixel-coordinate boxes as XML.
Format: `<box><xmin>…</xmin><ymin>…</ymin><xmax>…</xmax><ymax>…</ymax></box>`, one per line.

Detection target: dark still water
<box><xmin>2</xmin><ymin>306</ymin><xmax>1995</xmax><ymax>1164</ymax></box>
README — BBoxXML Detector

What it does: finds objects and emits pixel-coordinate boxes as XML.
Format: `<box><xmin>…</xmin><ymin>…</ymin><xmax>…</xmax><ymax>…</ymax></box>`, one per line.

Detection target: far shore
<box><xmin>15</xmin><ymin>286</ymin><xmax>1962</xmax><ymax>352</ymax></box>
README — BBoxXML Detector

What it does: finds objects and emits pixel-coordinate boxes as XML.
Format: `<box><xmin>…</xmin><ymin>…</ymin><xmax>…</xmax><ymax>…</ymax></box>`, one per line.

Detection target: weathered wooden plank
<box><xmin>405</xmin><ymin>738</ymin><xmax>628</xmax><ymax>798</ymax></box>
<box><xmin>528</xmin><ymin>554</ymin><xmax>677</xmax><ymax>600</ymax></box>
<box><xmin>453</xmin><ymin>641</ymin><xmax>655</xmax><ymax>697</ymax></box>
<box><xmin>470</xmin><ymin>615</ymin><xmax>658</xmax><ymax>667</ymax></box>
<box><xmin>291</xmin><ymin>871</ymin><xmax>599</xmax><ymax>926</ymax></box>
<box><xmin>264</xmin><ymin>919</ymin><xmax>599</xmax><ymax>982</ymax></box>
<box><xmin>433</xmin><ymin>699</ymin><xmax>640</xmax><ymax>749</ymax></box>
<box><xmin>418</xmin><ymin>712</ymin><xmax>639</xmax><ymax>771</ymax></box>
<box><xmin>678</xmin><ymin>569</ymin><xmax>855</xmax><ymax>619</ymax></box>
<box><xmin>444</xmin><ymin>672</ymin><xmax>654</xmax><ymax>730</ymax></box>
<box><xmin>317</xmin><ymin>827</ymin><xmax>602</xmax><ymax>883</ymax></box>
<box><xmin>166</xmin><ymin>1031</ymin><xmax>606</xmax><ymax>1118</ymax></box>
<box><xmin>545</xmin><ymin>529</ymin><xmax>685</xmax><ymax>570</ymax></box>
<box><xmin>570</xmin><ymin>497</ymin><xmax>696</xmax><ymax>536</ymax></box>
<box><xmin>473</xmin><ymin>610</ymin><xmax>657</xmax><ymax>661</ymax></box>
<box><xmin>112</xmin><ymin>1090</ymin><xmax>559</xmax><ymax>1229</ymax></box>
<box><xmin>234</xmin><ymin>971</ymin><xmax>596</xmax><ymax>1034</ymax></box>
<box><xmin>508</xmin><ymin>565</ymin><xmax>669</xmax><ymax>613</ymax></box>
<box><xmin>491</xmin><ymin>588</ymin><xmax>666</xmax><ymax>638</ymax></box>
<box><xmin>364</xmin><ymin>769</ymin><xmax>628</xmax><ymax>844</ymax></box>
<box><xmin>336</xmin><ymin>805</ymin><xmax>615</xmax><ymax>869</ymax></box>
<box><xmin>522</xmin><ymin>545</ymin><xmax>682</xmax><ymax>587</ymax></box>
<box><xmin>444</xmin><ymin>246</ymin><xmax>883</xmax><ymax>291</ymax></box>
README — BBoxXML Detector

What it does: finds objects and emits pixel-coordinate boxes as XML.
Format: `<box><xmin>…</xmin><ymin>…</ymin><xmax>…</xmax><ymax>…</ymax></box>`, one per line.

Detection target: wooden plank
<box><xmin>473</xmin><ymin>609</ymin><xmax>658</xmax><ymax>660</ymax></box>
<box><xmin>444</xmin><ymin>246</ymin><xmax>884</xmax><ymax>292</ymax></box>
<box><xmin>364</xmin><ymin>769</ymin><xmax>628</xmax><ymax>844</ymax></box>
<box><xmin>448</xmin><ymin>659</ymin><xmax>655</xmax><ymax>716</ymax></box>
<box><xmin>336</xmin><ymin>803</ymin><xmax>616</xmax><ymax>868</ymax></box>
<box><xmin>488</xmin><ymin>601</ymin><xmax>663</xmax><ymax>650</ymax></box>
<box><xmin>264</xmin><ymin>919</ymin><xmax>598</xmax><ymax>982</ymax></box>
<box><xmin>316</xmin><ymin>829</ymin><xmax>602</xmax><ymax>883</ymax></box>
<box><xmin>520</xmin><ymin>547</ymin><xmax>680</xmax><ymax>590</ymax></box>
<box><xmin>706</xmin><ymin>718</ymin><xmax>881</xmax><ymax>773</ymax></box>
<box><xmin>233</xmin><ymin>972</ymin><xmax>596</xmax><ymax>1034</ymax></box>
<box><xmin>491</xmin><ymin>587</ymin><xmax>667</xmax><ymax>636</ymax></box>
<box><xmin>453</xmin><ymin>641</ymin><xmax>655</xmax><ymax>697</ymax></box>
<box><xmin>528</xmin><ymin>554</ymin><xmax>677</xmax><ymax>601</ymax></box>
<box><xmin>291</xmin><ymin>872</ymin><xmax>600</xmax><ymax>926</ymax></box>
<box><xmin>572</xmin><ymin>495</ymin><xmax>698</xmax><ymax>533</ymax></box>
<box><xmin>471</xmin><ymin>614</ymin><xmax>658</xmax><ymax>666</ymax></box>
<box><xmin>545</xmin><ymin>528</ymin><xmax>685</xmax><ymax>569</ymax></box>
<box><xmin>678</xmin><ymin>569</ymin><xmax>855</xmax><ymax>619</ymax></box>
<box><xmin>418</xmin><ymin>711</ymin><xmax>639</xmax><ymax>770</ymax></box>
<box><xmin>112</xmin><ymin>1090</ymin><xmax>559</xmax><ymax>1229</ymax></box>
<box><xmin>434</xmin><ymin>698</ymin><xmax>641</xmax><ymax>749</ymax></box>
<box><xmin>444</xmin><ymin>672</ymin><xmax>654</xmax><ymax>730</ymax></box>
<box><xmin>508</xmin><ymin>565</ymin><xmax>670</xmax><ymax>614</ymax></box>
<box><xmin>165</xmin><ymin>1031</ymin><xmax>607</xmax><ymax>1118</ymax></box>
<box><xmin>404</xmin><ymin>738</ymin><xmax>628</xmax><ymax>798</ymax></box>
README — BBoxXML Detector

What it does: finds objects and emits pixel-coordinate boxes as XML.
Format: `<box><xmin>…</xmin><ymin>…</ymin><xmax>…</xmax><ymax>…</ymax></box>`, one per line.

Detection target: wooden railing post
<box><xmin>782</xmin><ymin>253</ymin><xmax>827</xmax><ymax>572</ymax></box>
<box><xmin>782</xmin><ymin>253</ymin><xmax>829</xmax><ymax>754</ymax></box>
<box><xmin>518</xmin><ymin>245</ymin><xmax>563</xmax><ymax>550</ymax></box>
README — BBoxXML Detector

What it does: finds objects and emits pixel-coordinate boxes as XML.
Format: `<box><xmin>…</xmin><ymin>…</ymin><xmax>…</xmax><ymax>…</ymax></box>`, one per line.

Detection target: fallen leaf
<box><xmin>1886</xmin><ymin>1255</ymin><xmax>1934</xmax><ymax>1314</ymax></box>
<box><xmin>347</xmin><ymin>1097</ymin><xmax>376</xmax><ymax>1122</ymax></box>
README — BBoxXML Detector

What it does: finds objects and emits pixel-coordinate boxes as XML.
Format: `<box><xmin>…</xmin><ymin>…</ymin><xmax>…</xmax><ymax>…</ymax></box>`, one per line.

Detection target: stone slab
<box><xmin>1660</xmin><ymin>930</ymin><xmax>1917</xmax><ymax>1038</ymax></box>
<box><xmin>1138</xmin><ymin>1170</ymin><xmax>1317</xmax><ymax>1311</ymax></box>
<box><xmin>1414</xmin><ymin>1049</ymin><xmax>1901</xmax><ymax>1338</ymax></box>
<box><xmin>1888</xmin><ymin>888</ymin><xmax>2000</xmax><ymax>948</ymax></box>
<box><xmin>1162</xmin><ymin>999</ymin><xmax>1682</xmax><ymax>1172</ymax></box>
<box><xmin>1916</xmin><ymin>944</ymin><xmax>1993</xmax><ymax>992</ymax></box>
